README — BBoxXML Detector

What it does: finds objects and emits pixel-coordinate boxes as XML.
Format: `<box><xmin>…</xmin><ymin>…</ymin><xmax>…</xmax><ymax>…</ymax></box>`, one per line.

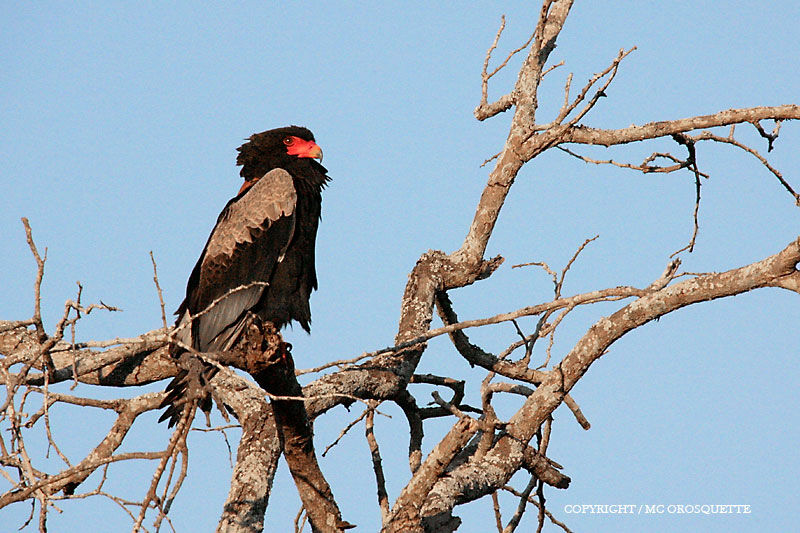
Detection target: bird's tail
<box><xmin>158</xmin><ymin>312</ymin><xmax>246</xmax><ymax>427</ymax></box>
<box><xmin>158</xmin><ymin>353</ymin><xmax>218</xmax><ymax>427</ymax></box>
<box><xmin>158</xmin><ymin>311</ymin><xmax>219</xmax><ymax>427</ymax></box>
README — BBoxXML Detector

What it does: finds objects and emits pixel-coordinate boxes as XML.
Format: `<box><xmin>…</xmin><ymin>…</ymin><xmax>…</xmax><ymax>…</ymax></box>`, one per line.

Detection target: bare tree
<box><xmin>2</xmin><ymin>2</ymin><xmax>799</xmax><ymax>532</ymax></box>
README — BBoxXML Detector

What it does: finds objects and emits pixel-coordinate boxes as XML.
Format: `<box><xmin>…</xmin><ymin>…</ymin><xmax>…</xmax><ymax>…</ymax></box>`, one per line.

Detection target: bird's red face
<box><xmin>237</xmin><ymin>133</ymin><xmax>325</xmax><ymax>195</ymax></box>
<box><xmin>283</xmin><ymin>136</ymin><xmax>323</xmax><ymax>160</ymax></box>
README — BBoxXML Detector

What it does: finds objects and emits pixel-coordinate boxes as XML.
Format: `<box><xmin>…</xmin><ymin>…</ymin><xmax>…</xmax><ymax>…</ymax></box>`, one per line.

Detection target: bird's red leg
<box><xmin>279</xmin><ymin>341</ymin><xmax>293</xmax><ymax>367</ymax></box>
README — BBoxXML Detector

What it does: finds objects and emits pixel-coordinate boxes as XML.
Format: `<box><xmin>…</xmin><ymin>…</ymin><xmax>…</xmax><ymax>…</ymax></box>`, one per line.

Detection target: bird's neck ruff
<box><xmin>238</xmin><ymin>160</ymin><xmax>329</xmax><ymax>197</ymax></box>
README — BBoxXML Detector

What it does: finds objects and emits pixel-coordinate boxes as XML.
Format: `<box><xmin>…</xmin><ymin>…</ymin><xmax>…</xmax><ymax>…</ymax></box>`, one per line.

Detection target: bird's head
<box><xmin>236</xmin><ymin>126</ymin><xmax>323</xmax><ymax>185</ymax></box>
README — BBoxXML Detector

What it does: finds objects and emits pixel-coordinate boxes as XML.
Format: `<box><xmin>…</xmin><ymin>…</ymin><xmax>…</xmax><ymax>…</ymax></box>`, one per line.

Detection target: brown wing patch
<box><xmin>204</xmin><ymin>169</ymin><xmax>297</xmax><ymax>261</ymax></box>
<box><xmin>188</xmin><ymin>168</ymin><xmax>298</xmax><ymax>349</ymax></box>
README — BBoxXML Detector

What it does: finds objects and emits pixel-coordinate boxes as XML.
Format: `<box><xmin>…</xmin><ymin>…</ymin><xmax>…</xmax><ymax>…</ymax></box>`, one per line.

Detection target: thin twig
<box><xmin>502</xmin><ymin>486</ymin><xmax>573</xmax><ymax>533</ymax></box>
<box><xmin>670</xmin><ymin>133</ymin><xmax>703</xmax><ymax>256</ymax></box>
<box><xmin>692</xmin><ymin>130</ymin><xmax>800</xmax><ymax>206</ymax></box>
<box><xmin>294</xmin><ymin>506</ymin><xmax>307</xmax><ymax>533</ymax></box>
<box><xmin>492</xmin><ymin>491</ymin><xmax>504</xmax><ymax>533</ymax></box>
<box><xmin>21</xmin><ymin>218</ymin><xmax>47</xmax><ymax>341</ymax></box>
<box><xmin>365</xmin><ymin>401</ymin><xmax>390</xmax><ymax>525</ymax></box>
<box><xmin>295</xmin><ymin>352</ymin><xmax>373</xmax><ymax>376</ymax></box>
<box><xmin>554</xmin><ymin>47</ymin><xmax>637</xmax><ymax>127</ymax></box>
<box><xmin>322</xmin><ymin>408</ymin><xmax>370</xmax><ymax>457</ymax></box>
<box><xmin>556</xmin><ymin>146</ymin><xmax>709</xmax><ymax>177</ymax></box>
<box><xmin>132</xmin><ymin>403</ymin><xmax>195</xmax><ymax>532</ymax></box>
<box><xmin>503</xmin><ymin>476</ymin><xmax>538</xmax><ymax>533</ymax></box>
<box><xmin>150</xmin><ymin>251</ymin><xmax>168</xmax><ymax>330</ymax></box>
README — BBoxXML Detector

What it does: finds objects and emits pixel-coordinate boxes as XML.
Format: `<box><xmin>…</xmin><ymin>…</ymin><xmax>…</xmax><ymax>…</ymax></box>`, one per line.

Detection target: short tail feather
<box><xmin>158</xmin><ymin>354</ymin><xmax>218</xmax><ymax>428</ymax></box>
<box><xmin>159</xmin><ymin>313</ymin><xmax>256</xmax><ymax>427</ymax></box>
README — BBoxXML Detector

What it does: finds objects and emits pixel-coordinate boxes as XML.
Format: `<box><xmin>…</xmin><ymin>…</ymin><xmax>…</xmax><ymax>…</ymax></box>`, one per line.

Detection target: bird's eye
<box><xmin>283</xmin><ymin>137</ymin><xmax>295</xmax><ymax>146</ymax></box>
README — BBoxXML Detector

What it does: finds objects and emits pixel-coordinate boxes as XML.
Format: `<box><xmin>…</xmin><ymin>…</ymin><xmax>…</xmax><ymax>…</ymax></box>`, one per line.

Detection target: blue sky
<box><xmin>2</xmin><ymin>2</ymin><xmax>799</xmax><ymax>532</ymax></box>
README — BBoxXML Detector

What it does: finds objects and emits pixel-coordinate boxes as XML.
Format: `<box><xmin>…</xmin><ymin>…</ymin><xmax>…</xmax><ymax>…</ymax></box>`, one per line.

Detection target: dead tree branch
<box><xmin>3</xmin><ymin>3</ymin><xmax>798</xmax><ymax>532</ymax></box>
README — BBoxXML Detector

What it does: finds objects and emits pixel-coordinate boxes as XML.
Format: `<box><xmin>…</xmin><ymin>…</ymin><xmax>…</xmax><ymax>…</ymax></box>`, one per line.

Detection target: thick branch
<box><xmin>418</xmin><ymin>237</ymin><xmax>800</xmax><ymax>520</ymax></box>
<box><xmin>239</xmin><ymin>322</ymin><xmax>351</xmax><ymax>533</ymax></box>
<box><xmin>559</xmin><ymin>105</ymin><xmax>800</xmax><ymax>147</ymax></box>
<box><xmin>215</xmin><ymin>374</ymin><xmax>280</xmax><ymax>533</ymax></box>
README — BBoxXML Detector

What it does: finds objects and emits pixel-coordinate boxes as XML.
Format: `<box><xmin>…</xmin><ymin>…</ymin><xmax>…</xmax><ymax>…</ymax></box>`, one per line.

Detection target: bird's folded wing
<box><xmin>192</xmin><ymin>168</ymin><xmax>297</xmax><ymax>349</ymax></box>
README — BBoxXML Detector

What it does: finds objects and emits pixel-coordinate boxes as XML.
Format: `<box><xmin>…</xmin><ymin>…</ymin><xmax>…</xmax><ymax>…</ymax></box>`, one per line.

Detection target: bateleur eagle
<box><xmin>159</xmin><ymin>125</ymin><xmax>329</xmax><ymax>426</ymax></box>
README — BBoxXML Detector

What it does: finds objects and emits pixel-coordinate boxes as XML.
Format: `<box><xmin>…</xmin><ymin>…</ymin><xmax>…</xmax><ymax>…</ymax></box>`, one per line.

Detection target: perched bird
<box><xmin>159</xmin><ymin>126</ymin><xmax>329</xmax><ymax>426</ymax></box>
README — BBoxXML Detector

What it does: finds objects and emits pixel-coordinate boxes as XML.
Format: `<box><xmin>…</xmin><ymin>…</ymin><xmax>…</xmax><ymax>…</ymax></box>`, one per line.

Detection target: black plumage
<box><xmin>159</xmin><ymin>126</ymin><xmax>329</xmax><ymax>426</ymax></box>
